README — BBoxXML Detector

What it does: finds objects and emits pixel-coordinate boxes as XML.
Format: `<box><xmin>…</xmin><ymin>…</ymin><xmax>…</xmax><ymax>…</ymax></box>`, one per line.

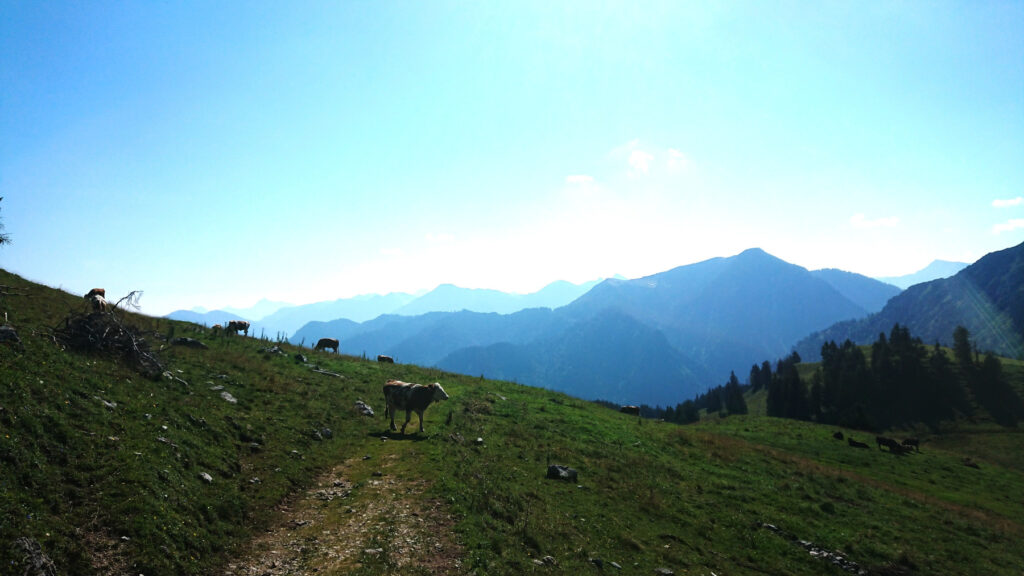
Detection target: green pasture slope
<box><xmin>2</xmin><ymin>268</ymin><xmax>1023</xmax><ymax>575</ymax></box>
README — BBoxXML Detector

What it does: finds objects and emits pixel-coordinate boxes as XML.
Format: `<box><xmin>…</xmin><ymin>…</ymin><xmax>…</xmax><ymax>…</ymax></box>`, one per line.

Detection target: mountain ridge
<box><xmin>795</xmin><ymin>241</ymin><xmax>1024</xmax><ymax>360</ymax></box>
<box><xmin>294</xmin><ymin>248</ymin><xmax>896</xmax><ymax>406</ymax></box>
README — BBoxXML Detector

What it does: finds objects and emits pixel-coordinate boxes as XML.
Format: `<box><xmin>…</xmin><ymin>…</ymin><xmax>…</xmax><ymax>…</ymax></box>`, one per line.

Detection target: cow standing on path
<box><xmin>383</xmin><ymin>379</ymin><xmax>449</xmax><ymax>434</ymax></box>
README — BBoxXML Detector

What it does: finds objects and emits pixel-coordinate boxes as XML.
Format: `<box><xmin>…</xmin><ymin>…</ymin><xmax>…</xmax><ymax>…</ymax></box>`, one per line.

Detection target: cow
<box><xmin>377</xmin><ymin>354</ymin><xmax>394</xmax><ymax>364</ymax></box>
<box><xmin>619</xmin><ymin>405</ymin><xmax>640</xmax><ymax>416</ymax></box>
<box><xmin>382</xmin><ymin>379</ymin><xmax>449</xmax><ymax>434</ymax></box>
<box><xmin>832</xmin><ymin>431</ymin><xmax>845</xmax><ymax>441</ymax></box>
<box><xmin>848</xmin><ymin>438</ymin><xmax>870</xmax><ymax>449</ymax></box>
<box><xmin>902</xmin><ymin>438</ymin><xmax>920</xmax><ymax>452</ymax></box>
<box><xmin>84</xmin><ymin>288</ymin><xmax>108</xmax><ymax>313</ymax></box>
<box><xmin>315</xmin><ymin>338</ymin><xmax>339</xmax><ymax>353</ymax></box>
<box><xmin>89</xmin><ymin>294</ymin><xmax>108</xmax><ymax>313</ymax></box>
<box><xmin>225</xmin><ymin>320</ymin><xmax>250</xmax><ymax>336</ymax></box>
<box><xmin>876</xmin><ymin>436</ymin><xmax>902</xmax><ymax>452</ymax></box>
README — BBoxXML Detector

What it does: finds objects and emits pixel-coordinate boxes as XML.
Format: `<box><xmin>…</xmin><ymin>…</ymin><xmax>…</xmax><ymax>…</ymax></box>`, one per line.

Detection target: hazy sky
<box><xmin>2</xmin><ymin>1</ymin><xmax>1022</xmax><ymax>316</ymax></box>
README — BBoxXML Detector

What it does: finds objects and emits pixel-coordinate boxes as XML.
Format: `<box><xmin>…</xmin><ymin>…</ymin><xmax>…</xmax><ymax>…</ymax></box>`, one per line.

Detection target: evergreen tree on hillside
<box><xmin>973</xmin><ymin>352</ymin><xmax>1024</xmax><ymax>427</ymax></box>
<box><xmin>953</xmin><ymin>325</ymin><xmax>974</xmax><ymax>370</ymax></box>
<box><xmin>723</xmin><ymin>371</ymin><xmax>748</xmax><ymax>415</ymax></box>
<box><xmin>819</xmin><ymin>339</ymin><xmax>872</xmax><ymax>427</ymax></box>
<box><xmin>768</xmin><ymin>353</ymin><xmax>809</xmax><ymax>420</ymax></box>
<box><xmin>924</xmin><ymin>342</ymin><xmax>969</xmax><ymax>424</ymax></box>
<box><xmin>678</xmin><ymin>400</ymin><xmax>700</xmax><ymax>423</ymax></box>
<box><xmin>749</xmin><ymin>361</ymin><xmax>772</xmax><ymax>392</ymax></box>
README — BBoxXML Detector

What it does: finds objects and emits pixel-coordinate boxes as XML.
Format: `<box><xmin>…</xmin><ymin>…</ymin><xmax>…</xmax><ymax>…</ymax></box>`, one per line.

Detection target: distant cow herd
<box><xmin>835</xmin><ymin>430</ymin><xmax>919</xmax><ymax>454</ymax></box>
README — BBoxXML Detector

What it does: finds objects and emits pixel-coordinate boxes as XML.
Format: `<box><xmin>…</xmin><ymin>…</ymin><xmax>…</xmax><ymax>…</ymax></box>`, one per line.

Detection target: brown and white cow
<box><xmin>377</xmin><ymin>354</ymin><xmax>394</xmax><ymax>364</ymax></box>
<box><xmin>225</xmin><ymin>320</ymin><xmax>250</xmax><ymax>336</ymax></box>
<box><xmin>315</xmin><ymin>338</ymin><xmax>339</xmax><ymax>353</ymax></box>
<box><xmin>382</xmin><ymin>379</ymin><xmax>449</xmax><ymax>434</ymax></box>
<box><xmin>84</xmin><ymin>288</ymin><xmax>108</xmax><ymax>313</ymax></box>
<box><xmin>89</xmin><ymin>294</ymin><xmax>108</xmax><ymax>313</ymax></box>
<box><xmin>619</xmin><ymin>405</ymin><xmax>640</xmax><ymax>416</ymax></box>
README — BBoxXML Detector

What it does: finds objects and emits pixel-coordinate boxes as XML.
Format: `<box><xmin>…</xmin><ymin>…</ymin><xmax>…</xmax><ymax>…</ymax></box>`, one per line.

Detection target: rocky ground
<box><xmin>225</xmin><ymin>453</ymin><xmax>464</xmax><ymax>575</ymax></box>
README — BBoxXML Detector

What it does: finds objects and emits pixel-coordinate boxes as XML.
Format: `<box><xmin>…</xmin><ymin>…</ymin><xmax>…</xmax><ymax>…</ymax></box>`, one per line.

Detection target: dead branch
<box><xmin>54</xmin><ymin>291</ymin><xmax>165</xmax><ymax>379</ymax></box>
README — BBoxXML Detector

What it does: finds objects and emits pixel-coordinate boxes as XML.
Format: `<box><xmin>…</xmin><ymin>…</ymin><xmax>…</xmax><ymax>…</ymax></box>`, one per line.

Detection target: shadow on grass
<box><xmin>368</xmin><ymin>431</ymin><xmax>433</xmax><ymax>442</ymax></box>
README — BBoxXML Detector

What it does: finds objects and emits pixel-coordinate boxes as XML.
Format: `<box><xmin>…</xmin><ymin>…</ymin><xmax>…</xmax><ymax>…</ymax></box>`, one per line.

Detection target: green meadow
<box><xmin>2</xmin><ymin>268</ymin><xmax>1022</xmax><ymax>575</ymax></box>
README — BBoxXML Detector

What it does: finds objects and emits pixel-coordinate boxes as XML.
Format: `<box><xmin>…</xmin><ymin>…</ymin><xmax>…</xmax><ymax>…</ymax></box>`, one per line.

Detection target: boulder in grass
<box><xmin>546</xmin><ymin>464</ymin><xmax>578</xmax><ymax>482</ymax></box>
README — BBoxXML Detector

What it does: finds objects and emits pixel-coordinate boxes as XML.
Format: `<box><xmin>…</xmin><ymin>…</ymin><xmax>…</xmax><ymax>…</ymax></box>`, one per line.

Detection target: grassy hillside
<box><xmin>2</xmin><ymin>269</ymin><xmax>1024</xmax><ymax>575</ymax></box>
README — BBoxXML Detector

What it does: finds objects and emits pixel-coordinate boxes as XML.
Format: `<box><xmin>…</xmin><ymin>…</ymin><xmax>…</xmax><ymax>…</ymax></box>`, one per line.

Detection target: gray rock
<box><xmin>354</xmin><ymin>400</ymin><xmax>374</xmax><ymax>416</ymax></box>
<box><xmin>171</xmin><ymin>337</ymin><xmax>208</xmax><ymax>349</ymax></box>
<box><xmin>0</xmin><ymin>325</ymin><xmax>22</xmax><ymax>347</ymax></box>
<box><xmin>546</xmin><ymin>464</ymin><xmax>578</xmax><ymax>482</ymax></box>
<box><xmin>12</xmin><ymin>537</ymin><xmax>57</xmax><ymax>576</ymax></box>
<box><xmin>220</xmin><ymin>391</ymin><xmax>237</xmax><ymax>404</ymax></box>
<box><xmin>199</xmin><ymin>472</ymin><xmax>213</xmax><ymax>483</ymax></box>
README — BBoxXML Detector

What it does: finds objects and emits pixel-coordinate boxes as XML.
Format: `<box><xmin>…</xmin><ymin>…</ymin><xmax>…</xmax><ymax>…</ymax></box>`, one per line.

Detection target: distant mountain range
<box><xmin>797</xmin><ymin>242</ymin><xmax>1024</xmax><ymax>360</ymax></box>
<box><xmin>165</xmin><ymin>279</ymin><xmax>602</xmax><ymax>337</ymax></box>
<box><xmin>223</xmin><ymin>298</ymin><xmax>293</xmax><ymax>321</ymax></box>
<box><xmin>876</xmin><ymin>260</ymin><xmax>968</xmax><ymax>289</ymax></box>
<box><xmin>167</xmin><ymin>244</ymin><xmax>1022</xmax><ymax>409</ymax></box>
<box><xmin>292</xmin><ymin>248</ymin><xmax>902</xmax><ymax>406</ymax></box>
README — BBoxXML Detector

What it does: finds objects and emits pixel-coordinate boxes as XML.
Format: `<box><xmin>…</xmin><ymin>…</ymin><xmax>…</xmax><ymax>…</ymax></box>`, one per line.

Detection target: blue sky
<box><xmin>2</xmin><ymin>1</ymin><xmax>1022</xmax><ymax>316</ymax></box>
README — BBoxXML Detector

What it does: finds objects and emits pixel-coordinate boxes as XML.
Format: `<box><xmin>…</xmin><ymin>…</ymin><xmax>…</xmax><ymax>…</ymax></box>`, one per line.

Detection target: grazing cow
<box><xmin>225</xmin><ymin>320</ymin><xmax>250</xmax><ymax>336</ymax></box>
<box><xmin>848</xmin><ymin>438</ymin><xmax>870</xmax><ymax>449</ymax></box>
<box><xmin>315</xmin><ymin>338</ymin><xmax>339</xmax><ymax>353</ymax></box>
<box><xmin>876</xmin><ymin>436</ymin><xmax>902</xmax><ymax>452</ymax></box>
<box><xmin>85</xmin><ymin>288</ymin><xmax>106</xmax><ymax>299</ymax></box>
<box><xmin>382</xmin><ymin>379</ymin><xmax>449</xmax><ymax>434</ymax></box>
<box><xmin>89</xmin><ymin>294</ymin><xmax>108</xmax><ymax>313</ymax></box>
<box><xmin>84</xmin><ymin>288</ymin><xmax>108</xmax><ymax>312</ymax></box>
<box><xmin>902</xmin><ymin>438</ymin><xmax>920</xmax><ymax>452</ymax></box>
<box><xmin>619</xmin><ymin>405</ymin><xmax>641</xmax><ymax>416</ymax></box>
<box><xmin>377</xmin><ymin>354</ymin><xmax>394</xmax><ymax>364</ymax></box>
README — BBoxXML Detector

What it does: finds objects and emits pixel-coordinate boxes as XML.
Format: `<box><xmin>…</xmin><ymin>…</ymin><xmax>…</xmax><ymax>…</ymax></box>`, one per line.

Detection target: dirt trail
<box><xmin>224</xmin><ymin>453</ymin><xmax>464</xmax><ymax>575</ymax></box>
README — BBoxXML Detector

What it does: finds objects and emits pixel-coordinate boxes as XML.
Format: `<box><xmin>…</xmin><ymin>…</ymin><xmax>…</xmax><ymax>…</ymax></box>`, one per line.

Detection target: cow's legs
<box><xmin>402</xmin><ymin>409</ymin><xmax>412</xmax><ymax>434</ymax></box>
<box><xmin>387</xmin><ymin>403</ymin><xmax>397</xmax><ymax>431</ymax></box>
<box><xmin>417</xmin><ymin>410</ymin><xmax>425</xmax><ymax>432</ymax></box>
